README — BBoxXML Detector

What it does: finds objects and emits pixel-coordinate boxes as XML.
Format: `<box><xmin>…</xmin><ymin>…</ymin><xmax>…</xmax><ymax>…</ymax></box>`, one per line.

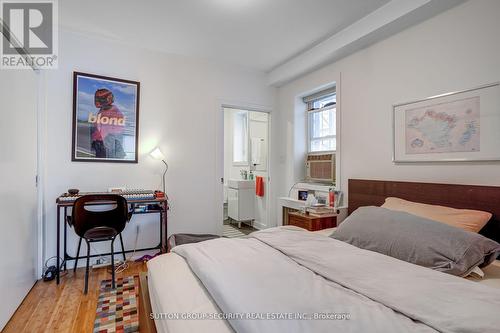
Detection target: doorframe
<box><xmin>215</xmin><ymin>101</ymin><xmax>272</xmax><ymax>236</ymax></box>
<box><xmin>35</xmin><ymin>70</ymin><xmax>46</xmax><ymax>279</ymax></box>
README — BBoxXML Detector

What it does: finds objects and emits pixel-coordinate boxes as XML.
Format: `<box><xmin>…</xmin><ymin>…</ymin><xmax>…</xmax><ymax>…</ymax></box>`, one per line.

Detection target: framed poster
<box><xmin>72</xmin><ymin>72</ymin><xmax>140</xmax><ymax>163</ymax></box>
<box><xmin>393</xmin><ymin>82</ymin><xmax>500</xmax><ymax>162</ymax></box>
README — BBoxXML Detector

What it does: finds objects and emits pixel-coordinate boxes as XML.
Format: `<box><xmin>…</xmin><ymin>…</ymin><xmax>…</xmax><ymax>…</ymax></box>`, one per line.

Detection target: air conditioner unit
<box><xmin>305</xmin><ymin>153</ymin><xmax>335</xmax><ymax>184</ymax></box>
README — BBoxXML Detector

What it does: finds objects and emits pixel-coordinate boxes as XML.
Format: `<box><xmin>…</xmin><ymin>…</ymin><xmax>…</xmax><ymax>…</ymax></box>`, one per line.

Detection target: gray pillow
<box><xmin>331</xmin><ymin>206</ymin><xmax>500</xmax><ymax>276</ymax></box>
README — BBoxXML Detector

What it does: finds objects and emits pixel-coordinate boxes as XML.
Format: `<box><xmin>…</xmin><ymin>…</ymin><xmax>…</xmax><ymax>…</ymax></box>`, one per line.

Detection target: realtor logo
<box><xmin>1</xmin><ymin>0</ymin><xmax>58</xmax><ymax>69</ymax></box>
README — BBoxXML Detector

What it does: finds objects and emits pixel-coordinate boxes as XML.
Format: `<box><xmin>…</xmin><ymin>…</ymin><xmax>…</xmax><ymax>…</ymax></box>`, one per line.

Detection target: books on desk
<box><xmin>133</xmin><ymin>204</ymin><xmax>163</xmax><ymax>213</ymax></box>
<box><xmin>306</xmin><ymin>206</ymin><xmax>338</xmax><ymax>217</ymax></box>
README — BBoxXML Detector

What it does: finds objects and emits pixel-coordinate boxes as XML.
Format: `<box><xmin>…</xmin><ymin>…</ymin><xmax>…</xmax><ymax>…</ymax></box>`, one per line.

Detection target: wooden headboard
<box><xmin>348</xmin><ymin>179</ymin><xmax>500</xmax><ymax>243</ymax></box>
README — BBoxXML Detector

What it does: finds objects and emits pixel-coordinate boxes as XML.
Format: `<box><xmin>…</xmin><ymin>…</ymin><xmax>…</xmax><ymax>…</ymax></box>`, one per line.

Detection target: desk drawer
<box><xmin>288</xmin><ymin>215</ymin><xmax>312</xmax><ymax>230</ymax></box>
<box><xmin>287</xmin><ymin>212</ymin><xmax>336</xmax><ymax>231</ymax></box>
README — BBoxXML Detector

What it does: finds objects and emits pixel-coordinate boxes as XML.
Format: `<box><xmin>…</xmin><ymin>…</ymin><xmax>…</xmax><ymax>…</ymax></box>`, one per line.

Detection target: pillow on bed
<box><xmin>331</xmin><ymin>206</ymin><xmax>500</xmax><ymax>277</ymax></box>
<box><xmin>381</xmin><ymin>197</ymin><xmax>492</xmax><ymax>233</ymax></box>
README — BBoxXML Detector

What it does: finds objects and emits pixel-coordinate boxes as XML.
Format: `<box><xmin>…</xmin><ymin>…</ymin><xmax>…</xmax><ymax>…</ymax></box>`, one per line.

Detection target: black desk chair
<box><xmin>69</xmin><ymin>194</ymin><xmax>131</xmax><ymax>294</ymax></box>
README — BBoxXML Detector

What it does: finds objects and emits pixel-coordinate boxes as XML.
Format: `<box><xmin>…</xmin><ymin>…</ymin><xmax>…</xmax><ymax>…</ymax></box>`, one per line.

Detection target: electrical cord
<box><xmin>112</xmin><ymin>225</ymin><xmax>140</xmax><ymax>274</ymax></box>
<box><xmin>85</xmin><ymin>229</ymin><xmax>138</xmax><ymax>274</ymax></box>
<box><xmin>288</xmin><ymin>181</ymin><xmax>303</xmax><ymax>197</ymax></box>
<box><xmin>78</xmin><ymin>208</ymin><xmax>162</xmax><ymax>274</ymax></box>
<box><xmin>89</xmin><ymin>243</ymin><xmax>108</xmax><ymax>265</ymax></box>
<box><xmin>43</xmin><ymin>256</ymin><xmax>67</xmax><ymax>280</ymax></box>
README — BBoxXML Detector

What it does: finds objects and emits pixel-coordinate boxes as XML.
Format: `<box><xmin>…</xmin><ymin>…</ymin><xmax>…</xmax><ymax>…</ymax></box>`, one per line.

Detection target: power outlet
<box><xmin>93</xmin><ymin>261</ymin><xmax>111</xmax><ymax>269</ymax></box>
<box><xmin>93</xmin><ymin>258</ymin><xmax>110</xmax><ymax>268</ymax></box>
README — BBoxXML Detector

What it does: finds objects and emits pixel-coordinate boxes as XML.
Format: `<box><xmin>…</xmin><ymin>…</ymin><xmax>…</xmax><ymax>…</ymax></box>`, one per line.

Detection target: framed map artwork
<box><xmin>393</xmin><ymin>82</ymin><xmax>500</xmax><ymax>162</ymax></box>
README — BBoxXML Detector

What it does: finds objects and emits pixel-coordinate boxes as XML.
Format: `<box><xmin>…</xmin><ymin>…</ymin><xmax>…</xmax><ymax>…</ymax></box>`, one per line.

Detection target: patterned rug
<box><xmin>93</xmin><ymin>276</ymin><xmax>139</xmax><ymax>333</ymax></box>
<box><xmin>223</xmin><ymin>224</ymin><xmax>248</xmax><ymax>238</ymax></box>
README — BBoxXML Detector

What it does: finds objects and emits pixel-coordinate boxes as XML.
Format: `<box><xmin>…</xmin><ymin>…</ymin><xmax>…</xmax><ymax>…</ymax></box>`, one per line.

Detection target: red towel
<box><xmin>256</xmin><ymin>176</ymin><xmax>264</xmax><ymax>197</ymax></box>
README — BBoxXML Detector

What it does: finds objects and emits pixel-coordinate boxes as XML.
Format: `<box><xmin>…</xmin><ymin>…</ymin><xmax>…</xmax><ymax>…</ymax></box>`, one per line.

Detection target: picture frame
<box><xmin>72</xmin><ymin>72</ymin><xmax>140</xmax><ymax>163</ymax></box>
<box><xmin>393</xmin><ymin>82</ymin><xmax>500</xmax><ymax>163</ymax></box>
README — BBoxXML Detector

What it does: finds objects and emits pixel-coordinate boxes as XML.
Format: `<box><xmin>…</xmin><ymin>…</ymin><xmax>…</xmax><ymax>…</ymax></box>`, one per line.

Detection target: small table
<box><xmin>287</xmin><ymin>211</ymin><xmax>337</xmax><ymax>231</ymax></box>
<box><xmin>55</xmin><ymin>194</ymin><xmax>168</xmax><ymax>284</ymax></box>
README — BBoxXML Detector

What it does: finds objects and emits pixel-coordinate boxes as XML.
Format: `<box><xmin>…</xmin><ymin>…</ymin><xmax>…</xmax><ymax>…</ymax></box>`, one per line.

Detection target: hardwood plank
<box><xmin>2</xmin><ymin>282</ymin><xmax>45</xmax><ymax>332</ymax></box>
<box><xmin>139</xmin><ymin>273</ymin><xmax>157</xmax><ymax>333</ymax></box>
<box><xmin>47</xmin><ymin>272</ymin><xmax>86</xmax><ymax>332</ymax></box>
<box><xmin>3</xmin><ymin>262</ymin><xmax>147</xmax><ymax>333</ymax></box>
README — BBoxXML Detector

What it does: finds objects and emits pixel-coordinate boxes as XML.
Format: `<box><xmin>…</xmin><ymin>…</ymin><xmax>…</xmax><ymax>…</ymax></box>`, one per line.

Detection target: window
<box><xmin>232</xmin><ymin>111</ymin><xmax>248</xmax><ymax>164</ymax></box>
<box><xmin>307</xmin><ymin>93</ymin><xmax>336</xmax><ymax>152</ymax></box>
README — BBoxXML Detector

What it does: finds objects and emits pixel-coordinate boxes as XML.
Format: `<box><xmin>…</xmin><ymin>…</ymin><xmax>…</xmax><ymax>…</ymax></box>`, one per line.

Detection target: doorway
<box><xmin>221</xmin><ymin>107</ymin><xmax>270</xmax><ymax>237</ymax></box>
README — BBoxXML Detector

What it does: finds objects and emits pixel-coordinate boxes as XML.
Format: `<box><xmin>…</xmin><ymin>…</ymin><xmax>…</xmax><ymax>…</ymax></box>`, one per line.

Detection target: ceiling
<box><xmin>59</xmin><ymin>0</ymin><xmax>390</xmax><ymax>71</ymax></box>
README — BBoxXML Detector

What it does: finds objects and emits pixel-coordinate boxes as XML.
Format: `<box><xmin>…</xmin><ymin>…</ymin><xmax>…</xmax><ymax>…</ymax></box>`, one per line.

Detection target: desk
<box><xmin>55</xmin><ymin>195</ymin><xmax>168</xmax><ymax>284</ymax></box>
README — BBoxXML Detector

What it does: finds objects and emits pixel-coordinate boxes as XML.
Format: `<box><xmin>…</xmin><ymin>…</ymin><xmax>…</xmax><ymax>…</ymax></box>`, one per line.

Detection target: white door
<box><xmin>0</xmin><ymin>70</ymin><xmax>39</xmax><ymax>329</ymax></box>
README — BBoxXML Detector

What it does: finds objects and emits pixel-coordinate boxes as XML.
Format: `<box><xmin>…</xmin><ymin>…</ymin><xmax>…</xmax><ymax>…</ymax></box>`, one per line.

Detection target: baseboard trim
<box><xmin>252</xmin><ymin>220</ymin><xmax>267</xmax><ymax>230</ymax></box>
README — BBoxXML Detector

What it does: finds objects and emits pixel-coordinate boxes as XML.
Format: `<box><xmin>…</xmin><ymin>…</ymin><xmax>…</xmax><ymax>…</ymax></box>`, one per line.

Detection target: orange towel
<box><xmin>255</xmin><ymin>176</ymin><xmax>264</xmax><ymax>197</ymax></box>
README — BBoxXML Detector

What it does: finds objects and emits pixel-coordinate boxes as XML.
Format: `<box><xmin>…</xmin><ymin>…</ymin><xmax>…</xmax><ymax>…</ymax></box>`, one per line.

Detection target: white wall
<box><xmin>0</xmin><ymin>70</ymin><xmax>38</xmax><ymax>329</ymax></box>
<box><xmin>275</xmin><ymin>0</ymin><xmax>500</xmax><ymax>208</ymax></box>
<box><xmin>42</xmin><ymin>29</ymin><xmax>275</xmax><ymax>264</ymax></box>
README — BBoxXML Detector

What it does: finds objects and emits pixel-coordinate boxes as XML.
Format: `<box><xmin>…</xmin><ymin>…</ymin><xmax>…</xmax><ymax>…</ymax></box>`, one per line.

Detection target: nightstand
<box><xmin>287</xmin><ymin>211</ymin><xmax>337</xmax><ymax>231</ymax></box>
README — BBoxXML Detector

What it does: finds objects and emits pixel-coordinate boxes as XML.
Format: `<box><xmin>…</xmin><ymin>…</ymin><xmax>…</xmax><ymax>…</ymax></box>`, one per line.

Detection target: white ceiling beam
<box><xmin>267</xmin><ymin>0</ymin><xmax>464</xmax><ymax>87</ymax></box>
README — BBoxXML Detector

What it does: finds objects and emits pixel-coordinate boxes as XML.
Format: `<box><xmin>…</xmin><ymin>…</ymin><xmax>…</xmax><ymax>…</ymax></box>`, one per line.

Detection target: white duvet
<box><xmin>151</xmin><ymin>227</ymin><xmax>500</xmax><ymax>333</ymax></box>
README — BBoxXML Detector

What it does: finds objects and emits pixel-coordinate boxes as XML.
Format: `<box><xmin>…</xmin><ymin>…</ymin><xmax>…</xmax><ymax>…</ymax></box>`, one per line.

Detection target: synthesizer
<box><xmin>57</xmin><ymin>189</ymin><xmax>157</xmax><ymax>203</ymax></box>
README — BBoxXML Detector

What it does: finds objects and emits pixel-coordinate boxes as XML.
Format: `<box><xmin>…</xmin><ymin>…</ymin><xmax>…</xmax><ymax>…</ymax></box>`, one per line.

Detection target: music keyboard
<box><xmin>57</xmin><ymin>189</ymin><xmax>157</xmax><ymax>203</ymax></box>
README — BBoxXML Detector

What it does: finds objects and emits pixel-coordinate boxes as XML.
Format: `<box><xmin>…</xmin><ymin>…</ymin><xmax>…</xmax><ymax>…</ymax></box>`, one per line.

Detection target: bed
<box><xmin>139</xmin><ymin>179</ymin><xmax>500</xmax><ymax>333</ymax></box>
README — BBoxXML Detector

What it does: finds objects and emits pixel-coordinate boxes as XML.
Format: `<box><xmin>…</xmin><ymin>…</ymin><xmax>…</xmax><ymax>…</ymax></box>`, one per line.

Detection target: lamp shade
<box><xmin>149</xmin><ymin>147</ymin><xmax>165</xmax><ymax>160</ymax></box>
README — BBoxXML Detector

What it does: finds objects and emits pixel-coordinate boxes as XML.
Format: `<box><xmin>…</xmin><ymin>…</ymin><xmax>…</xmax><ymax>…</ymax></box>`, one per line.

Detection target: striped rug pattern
<box><xmin>223</xmin><ymin>224</ymin><xmax>247</xmax><ymax>238</ymax></box>
<box><xmin>94</xmin><ymin>276</ymin><xmax>139</xmax><ymax>333</ymax></box>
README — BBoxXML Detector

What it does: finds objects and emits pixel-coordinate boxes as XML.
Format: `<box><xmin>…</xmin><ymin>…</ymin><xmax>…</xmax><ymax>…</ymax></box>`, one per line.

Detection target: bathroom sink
<box><xmin>228</xmin><ymin>179</ymin><xmax>255</xmax><ymax>189</ymax></box>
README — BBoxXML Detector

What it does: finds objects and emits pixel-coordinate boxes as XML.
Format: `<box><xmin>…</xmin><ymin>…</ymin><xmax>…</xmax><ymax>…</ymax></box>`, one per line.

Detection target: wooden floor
<box><xmin>3</xmin><ymin>262</ymin><xmax>147</xmax><ymax>333</ymax></box>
